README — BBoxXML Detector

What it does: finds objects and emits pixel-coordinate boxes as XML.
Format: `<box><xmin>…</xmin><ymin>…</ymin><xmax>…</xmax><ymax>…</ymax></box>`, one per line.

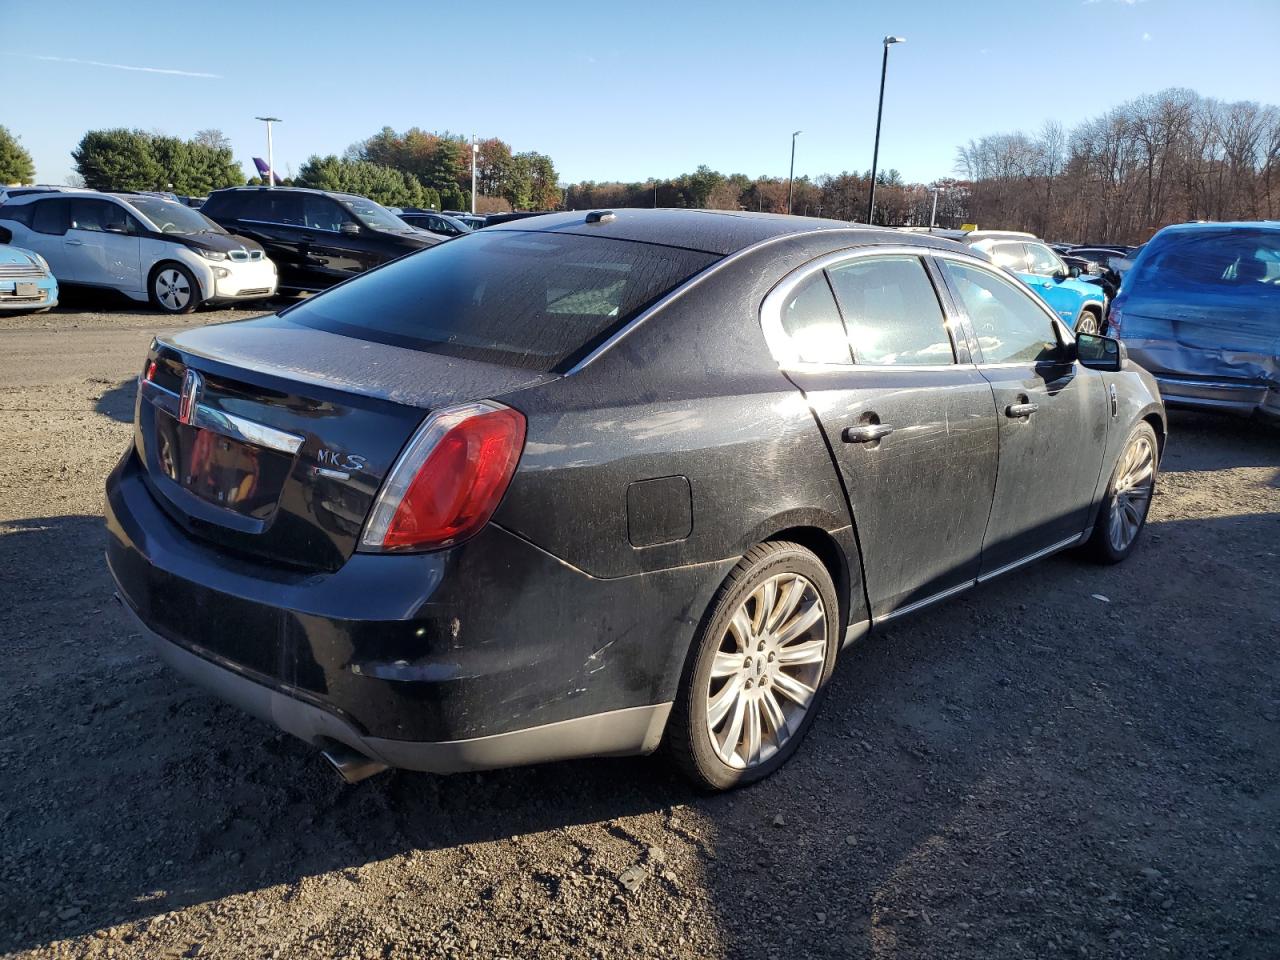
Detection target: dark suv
<box><xmin>200</xmin><ymin>187</ymin><xmax>444</xmax><ymax>292</ymax></box>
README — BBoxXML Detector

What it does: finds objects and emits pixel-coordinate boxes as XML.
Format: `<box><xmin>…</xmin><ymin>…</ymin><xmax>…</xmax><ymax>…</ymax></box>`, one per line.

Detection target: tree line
<box><xmin>956</xmin><ymin>87</ymin><xmax>1280</xmax><ymax>243</ymax></box>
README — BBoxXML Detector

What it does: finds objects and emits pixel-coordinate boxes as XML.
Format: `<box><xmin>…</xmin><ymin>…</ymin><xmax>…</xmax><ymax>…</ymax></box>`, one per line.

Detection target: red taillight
<box><xmin>143</xmin><ymin>359</ymin><xmax>157</xmax><ymax>382</ymax></box>
<box><xmin>360</xmin><ymin>401</ymin><xmax>526</xmax><ymax>552</ymax></box>
<box><xmin>1107</xmin><ymin>299</ymin><xmax>1123</xmax><ymax>334</ymax></box>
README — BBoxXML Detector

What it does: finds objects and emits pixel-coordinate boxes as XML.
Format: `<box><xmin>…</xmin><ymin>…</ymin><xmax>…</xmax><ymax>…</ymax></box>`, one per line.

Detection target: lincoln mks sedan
<box><xmin>106</xmin><ymin>210</ymin><xmax>1165</xmax><ymax>790</ymax></box>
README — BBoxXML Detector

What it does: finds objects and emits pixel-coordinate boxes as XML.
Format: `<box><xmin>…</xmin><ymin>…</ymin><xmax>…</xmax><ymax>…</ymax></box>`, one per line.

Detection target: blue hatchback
<box><xmin>959</xmin><ymin>232</ymin><xmax>1109</xmax><ymax>334</ymax></box>
<box><xmin>0</xmin><ymin>242</ymin><xmax>58</xmax><ymax>313</ymax></box>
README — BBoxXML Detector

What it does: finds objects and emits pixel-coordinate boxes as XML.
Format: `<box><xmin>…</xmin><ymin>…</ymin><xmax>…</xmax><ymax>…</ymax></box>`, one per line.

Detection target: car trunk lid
<box><xmin>134</xmin><ymin>314</ymin><xmax>552</xmax><ymax>571</ymax></box>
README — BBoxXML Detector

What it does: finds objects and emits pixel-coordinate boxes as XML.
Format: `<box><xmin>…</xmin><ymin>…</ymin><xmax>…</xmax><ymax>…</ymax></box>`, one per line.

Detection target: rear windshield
<box><xmin>1133</xmin><ymin>230</ymin><xmax>1280</xmax><ymax>295</ymax></box>
<box><xmin>284</xmin><ymin>230</ymin><xmax>720</xmax><ymax>371</ymax></box>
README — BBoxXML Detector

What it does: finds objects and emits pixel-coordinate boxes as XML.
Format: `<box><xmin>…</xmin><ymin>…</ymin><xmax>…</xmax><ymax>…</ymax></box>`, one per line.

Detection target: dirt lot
<box><xmin>1</xmin><ymin>304</ymin><xmax>1277</xmax><ymax>960</ymax></box>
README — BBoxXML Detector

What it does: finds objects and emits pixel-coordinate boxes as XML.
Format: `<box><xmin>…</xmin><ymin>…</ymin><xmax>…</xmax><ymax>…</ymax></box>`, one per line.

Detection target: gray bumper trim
<box><xmin>122</xmin><ymin>599</ymin><xmax>672</xmax><ymax>774</ymax></box>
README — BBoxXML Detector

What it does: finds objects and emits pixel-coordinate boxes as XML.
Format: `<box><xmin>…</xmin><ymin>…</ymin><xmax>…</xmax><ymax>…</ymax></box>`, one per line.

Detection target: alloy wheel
<box><xmin>155</xmin><ymin>269</ymin><xmax>191</xmax><ymax>311</ymax></box>
<box><xmin>1108</xmin><ymin>434</ymin><xmax>1155</xmax><ymax>552</ymax></box>
<box><xmin>1077</xmin><ymin>312</ymin><xmax>1100</xmax><ymax>335</ymax></box>
<box><xmin>704</xmin><ymin>573</ymin><xmax>828</xmax><ymax>769</ymax></box>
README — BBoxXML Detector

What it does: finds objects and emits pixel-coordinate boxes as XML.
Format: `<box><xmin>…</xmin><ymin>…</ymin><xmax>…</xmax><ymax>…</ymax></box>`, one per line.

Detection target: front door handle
<box><xmin>843</xmin><ymin>423</ymin><xmax>894</xmax><ymax>443</ymax></box>
<box><xmin>65</xmin><ymin>239</ymin><xmax>84</xmax><ymax>246</ymax></box>
<box><xmin>1005</xmin><ymin>401</ymin><xmax>1040</xmax><ymax>418</ymax></box>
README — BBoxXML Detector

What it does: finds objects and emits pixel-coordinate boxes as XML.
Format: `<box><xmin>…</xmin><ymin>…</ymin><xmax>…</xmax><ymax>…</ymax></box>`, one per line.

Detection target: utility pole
<box><xmin>471</xmin><ymin>136</ymin><xmax>478</xmax><ymax>215</ymax></box>
<box><xmin>788</xmin><ymin>130</ymin><xmax>803</xmax><ymax>214</ymax></box>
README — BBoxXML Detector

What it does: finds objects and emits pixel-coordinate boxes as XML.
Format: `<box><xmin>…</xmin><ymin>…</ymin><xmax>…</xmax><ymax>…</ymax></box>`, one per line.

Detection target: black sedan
<box><xmin>106</xmin><ymin>210</ymin><xmax>1165</xmax><ymax>790</ymax></box>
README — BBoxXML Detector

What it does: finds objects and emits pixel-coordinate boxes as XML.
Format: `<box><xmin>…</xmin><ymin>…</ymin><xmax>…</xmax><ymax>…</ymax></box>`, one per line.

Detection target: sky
<box><xmin>3</xmin><ymin>0</ymin><xmax>1279</xmax><ymax>189</ymax></box>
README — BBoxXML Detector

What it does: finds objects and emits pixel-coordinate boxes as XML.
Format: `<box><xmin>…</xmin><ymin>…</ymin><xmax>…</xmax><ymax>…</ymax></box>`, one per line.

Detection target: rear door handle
<box><xmin>1005</xmin><ymin>401</ymin><xmax>1040</xmax><ymax>418</ymax></box>
<box><xmin>843</xmin><ymin>423</ymin><xmax>894</xmax><ymax>443</ymax></box>
<box><xmin>65</xmin><ymin>239</ymin><xmax>84</xmax><ymax>246</ymax></box>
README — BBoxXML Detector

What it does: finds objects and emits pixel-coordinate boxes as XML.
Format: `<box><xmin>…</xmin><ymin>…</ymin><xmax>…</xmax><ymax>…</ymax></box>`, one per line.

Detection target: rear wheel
<box><xmin>1085</xmin><ymin>422</ymin><xmax>1158</xmax><ymax>564</ymax></box>
<box><xmin>149</xmin><ymin>263</ymin><xmax>199</xmax><ymax>314</ymax></box>
<box><xmin>667</xmin><ymin>541</ymin><xmax>839</xmax><ymax>791</ymax></box>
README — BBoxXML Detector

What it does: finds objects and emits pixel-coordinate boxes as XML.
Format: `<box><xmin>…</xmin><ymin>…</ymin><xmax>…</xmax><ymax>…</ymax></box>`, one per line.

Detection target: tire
<box><xmin>1084</xmin><ymin>421</ymin><xmax>1158</xmax><ymax>564</ymax></box>
<box><xmin>666</xmin><ymin>541</ymin><xmax>840</xmax><ymax>791</ymax></box>
<box><xmin>1076</xmin><ymin>308</ymin><xmax>1101</xmax><ymax>336</ymax></box>
<box><xmin>149</xmin><ymin>263</ymin><xmax>200</xmax><ymax>314</ymax></box>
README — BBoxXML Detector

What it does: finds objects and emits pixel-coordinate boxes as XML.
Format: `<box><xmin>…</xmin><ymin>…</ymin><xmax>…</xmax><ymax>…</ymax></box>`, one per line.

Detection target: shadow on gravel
<box><xmin>94</xmin><ymin>378</ymin><xmax>138</xmax><ymax>424</ymax></box>
<box><xmin>3</xmin><ymin>509</ymin><xmax>1278</xmax><ymax>957</ymax></box>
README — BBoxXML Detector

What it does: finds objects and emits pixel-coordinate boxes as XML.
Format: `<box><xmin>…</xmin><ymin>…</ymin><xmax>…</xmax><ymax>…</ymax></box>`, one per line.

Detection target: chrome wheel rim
<box><xmin>705</xmin><ymin>573</ymin><xmax>827</xmax><ymax>769</ymax></box>
<box><xmin>1109</xmin><ymin>434</ymin><xmax>1155</xmax><ymax>551</ymax></box>
<box><xmin>1077</xmin><ymin>313</ymin><xmax>1099</xmax><ymax>335</ymax></box>
<box><xmin>155</xmin><ymin>269</ymin><xmax>191</xmax><ymax>310</ymax></box>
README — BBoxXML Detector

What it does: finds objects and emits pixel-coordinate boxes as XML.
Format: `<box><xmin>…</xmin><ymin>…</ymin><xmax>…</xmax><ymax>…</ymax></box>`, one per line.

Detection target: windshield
<box><xmin>127</xmin><ymin>197</ymin><xmax>226</xmax><ymax>235</ymax></box>
<box><xmin>337</xmin><ymin>196</ymin><xmax>409</xmax><ymax>231</ymax></box>
<box><xmin>285</xmin><ymin>230</ymin><xmax>719</xmax><ymax>371</ymax></box>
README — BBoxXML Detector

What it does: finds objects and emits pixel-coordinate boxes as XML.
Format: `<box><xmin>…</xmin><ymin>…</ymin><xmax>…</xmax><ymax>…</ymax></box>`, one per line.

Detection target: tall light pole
<box><xmin>787</xmin><ymin>130</ymin><xmax>803</xmax><ymax>215</ymax></box>
<box><xmin>255</xmin><ymin>117</ymin><xmax>281</xmax><ymax>186</ymax></box>
<box><xmin>867</xmin><ymin>36</ymin><xmax>904</xmax><ymax>224</ymax></box>
<box><xmin>471</xmin><ymin>136</ymin><xmax>478</xmax><ymax>215</ymax></box>
<box><xmin>929</xmin><ymin>186</ymin><xmax>940</xmax><ymax>229</ymax></box>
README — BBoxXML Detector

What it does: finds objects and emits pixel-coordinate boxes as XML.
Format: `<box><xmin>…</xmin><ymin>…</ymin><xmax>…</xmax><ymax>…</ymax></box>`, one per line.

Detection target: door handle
<box><xmin>65</xmin><ymin>239</ymin><xmax>84</xmax><ymax>246</ymax></box>
<box><xmin>843</xmin><ymin>423</ymin><xmax>894</xmax><ymax>443</ymax></box>
<box><xmin>1005</xmin><ymin>401</ymin><xmax>1040</xmax><ymax>418</ymax></box>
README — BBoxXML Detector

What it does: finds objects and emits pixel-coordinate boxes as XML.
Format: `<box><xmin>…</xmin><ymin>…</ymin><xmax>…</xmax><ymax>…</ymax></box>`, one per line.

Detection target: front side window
<box><xmin>303</xmin><ymin>195</ymin><xmax>351</xmax><ymax>231</ymax></box>
<box><xmin>778</xmin><ymin>272</ymin><xmax>852</xmax><ymax>365</ymax></box>
<box><xmin>941</xmin><ymin>260</ymin><xmax>1066</xmax><ymax>364</ymax></box>
<box><xmin>1025</xmin><ymin>243</ymin><xmax>1064</xmax><ymax>277</ymax></box>
<box><xmin>286</xmin><ymin>231</ymin><xmax>719</xmax><ymax>371</ymax></box>
<box><xmin>826</xmin><ymin>255</ymin><xmax>954</xmax><ymax>366</ymax></box>
<box><xmin>70</xmin><ymin>199</ymin><xmax>134</xmax><ymax>234</ymax></box>
<box><xmin>31</xmin><ymin>199</ymin><xmax>69</xmax><ymax>235</ymax></box>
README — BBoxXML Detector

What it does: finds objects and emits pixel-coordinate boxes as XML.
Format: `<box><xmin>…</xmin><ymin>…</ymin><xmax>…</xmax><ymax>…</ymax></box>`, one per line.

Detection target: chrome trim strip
<box><xmin>141</xmin><ymin>379</ymin><xmax>304</xmax><ymax>455</ymax></box>
<box><xmin>875</xmin><ymin>580</ymin><xmax>975</xmax><ymax>623</ymax></box>
<box><xmin>975</xmin><ymin>533</ymin><xmax>1082</xmax><ymax>584</ymax></box>
<box><xmin>1153</xmin><ymin>374</ymin><xmax>1265</xmax><ymax>391</ymax></box>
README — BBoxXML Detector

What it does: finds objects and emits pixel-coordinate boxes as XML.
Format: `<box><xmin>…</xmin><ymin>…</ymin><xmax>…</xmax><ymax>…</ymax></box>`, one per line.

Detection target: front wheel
<box><xmin>1084</xmin><ymin>422</ymin><xmax>1158</xmax><ymax>564</ymax></box>
<box><xmin>666</xmin><ymin>541</ymin><xmax>839</xmax><ymax>791</ymax></box>
<box><xmin>149</xmin><ymin>263</ymin><xmax>199</xmax><ymax>314</ymax></box>
<box><xmin>1075</xmin><ymin>309</ymin><xmax>1101</xmax><ymax>335</ymax></box>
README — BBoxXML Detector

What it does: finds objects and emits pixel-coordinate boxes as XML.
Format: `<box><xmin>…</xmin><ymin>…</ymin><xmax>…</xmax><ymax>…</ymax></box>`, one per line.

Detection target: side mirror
<box><xmin>1067</xmin><ymin>264</ymin><xmax>1081</xmax><ymax>279</ymax></box>
<box><xmin>1075</xmin><ymin>332</ymin><xmax>1125</xmax><ymax>371</ymax></box>
<box><xmin>339</xmin><ymin>222</ymin><xmax>361</xmax><ymax>236</ymax></box>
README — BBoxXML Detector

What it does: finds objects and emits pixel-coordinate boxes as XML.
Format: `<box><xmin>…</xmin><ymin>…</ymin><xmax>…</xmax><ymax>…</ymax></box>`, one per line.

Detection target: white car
<box><xmin>0</xmin><ymin>191</ymin><xmax>277</xmax><ymax>313</ymax></box>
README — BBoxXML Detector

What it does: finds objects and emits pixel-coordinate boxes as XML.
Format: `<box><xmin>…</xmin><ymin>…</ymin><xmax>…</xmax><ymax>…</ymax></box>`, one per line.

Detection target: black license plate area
<box><xmin>153</xmin><ymin>411</ymin><xmax>291</xmax><ymax>518</ymax></box>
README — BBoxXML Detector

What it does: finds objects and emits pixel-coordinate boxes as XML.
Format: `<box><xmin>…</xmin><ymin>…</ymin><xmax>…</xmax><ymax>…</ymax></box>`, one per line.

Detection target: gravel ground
<box><xmin>1</xmin><ymin>305</ymin><xmax>1277</xmax><ymax>960</ymax></box>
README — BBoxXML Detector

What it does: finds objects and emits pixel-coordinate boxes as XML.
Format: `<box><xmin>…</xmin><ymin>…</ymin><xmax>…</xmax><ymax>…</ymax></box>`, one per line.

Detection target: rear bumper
<box><xmin>105</xmin><ymin>446</ymin><xmax>724</xmax><ymax>767</ymax></box>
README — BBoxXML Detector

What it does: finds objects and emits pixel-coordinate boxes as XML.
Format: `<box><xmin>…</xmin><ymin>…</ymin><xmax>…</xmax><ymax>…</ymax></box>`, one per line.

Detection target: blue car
<box><xmin>0</xmin><ymin>242</ymin><xmax>58</xmax><ymax>313</ymax></box>
<box><xmin>1110</xmin><ymin>221</ymin><xmax>1280</xmax><ymax>420</ymax></box>
<box><xmin>957</xmin><ymin>231</ymin><xmax>1109</xmax><ymax>334</ymax></box>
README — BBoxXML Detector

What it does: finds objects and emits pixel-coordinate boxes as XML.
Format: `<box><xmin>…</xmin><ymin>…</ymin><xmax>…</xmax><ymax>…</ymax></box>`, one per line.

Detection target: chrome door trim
<box><xmin>141</xmin><ymin>378</ymin><xmax>304</xmax><ymax>455</ymax></box>
<box><xmin>975</xmin><ymin>533</ymin><xmax>1082</xmax><ymax>584</ymax></box>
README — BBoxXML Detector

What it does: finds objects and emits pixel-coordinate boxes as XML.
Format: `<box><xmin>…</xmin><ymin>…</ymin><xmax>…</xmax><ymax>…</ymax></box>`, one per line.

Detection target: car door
<box><xmin>1022</xmin><ymin>242</ymin><xmax>1082</xmax><ymax>324</ymax></box>
<box><xmin>936</xmin><ymin>257</ymin><xmax>1109</xmax><ymax>574</ymax></box>
<box><xmin>64</xmin><ymin>198</ymin><xmax>143</xmax><ymax>293</ymax></box>
<box><xmin>765</xmin><ymin>251</ymin><xmax>1000</xmax><ymax>620</ymax></box>
<box><xmin>300</xmin><ymin>195</ymin><xmax>366</xmax><ymax>285</ymax></box>
<box><xmin>25</xmin><ymin>198</ymin><xmax>75</xmax><ymax>279</ymax></box>
<box><xmin>236</xmin><ymin>192</ymin><xmax>311</xmax><ymax>289</ymax></box>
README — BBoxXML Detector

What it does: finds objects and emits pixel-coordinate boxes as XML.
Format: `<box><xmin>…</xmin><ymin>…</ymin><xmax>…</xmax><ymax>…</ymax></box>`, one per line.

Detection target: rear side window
<box><xmin>1135</xmin><ymin>230</ymin><xmax>1280</xmax><ymax>292</ymax></box>
<box><xmin>778</xmin><ymin>273</ymin><xmax>852</xmax><ymax>364</ymax></box>
<box><xmin>32</xmin><ymin>199</ymin><xmax>69</xmax><ymax>235</ymax></box>
<box><xmin>285</xmin><ymin>231</ymin><xmax>720</xmax><ymax>371</ymax></box>
<box><xmin>827</xmin><ymin>256</ymin><xmax>954</xmax><ymax>366</ymax></box>
<box><xmin>942</xmin><ymin>260</ymin><xmax>1065</xmax><ymax>364</ymax></box>
<box><xmin>0</xmin><ymin>202</ymin><xmax>33</xmax><ymax>227</ymax></box>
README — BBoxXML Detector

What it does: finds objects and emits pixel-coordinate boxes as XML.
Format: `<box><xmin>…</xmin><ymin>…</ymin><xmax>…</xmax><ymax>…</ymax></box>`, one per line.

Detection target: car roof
<box><xmin>207</xmin><ymin>186</ymin><xmax>377</xmax><ymax>204</ymax></box>
<box><xmin>1152</xmin><ymin>220</ymin><xmax>1280</xmax><ymax>236</ymax></box>
<box><xmin>485</xmin><ymin>208</ymin><xmax>926</xmax><ymax>256</ymax></box>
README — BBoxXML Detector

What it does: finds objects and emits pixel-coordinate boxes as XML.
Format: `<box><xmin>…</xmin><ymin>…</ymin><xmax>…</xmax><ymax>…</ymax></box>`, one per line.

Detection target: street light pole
<box><xmin>471</xmin><ymin>136</ymin><xmax>478</xmax><ymax>215</ymax></box>
<box><xmin>867</xmin><ymin>36</ymin><xmax>904</xmax><ymax>224</ymax></box>
<box><xmin>255</xmin><ymin>117</ymin><xmax>281</xmax><ymax>186</ymax></box>
<box><xmin>929</xmin><ymin>186</ymin><xmax>939</xmax><ymax>229</ymax></box>
<box><xmin>787</xmin><ymin>130</ymin><xmax>803</xmax><ymax>215</ymax></box>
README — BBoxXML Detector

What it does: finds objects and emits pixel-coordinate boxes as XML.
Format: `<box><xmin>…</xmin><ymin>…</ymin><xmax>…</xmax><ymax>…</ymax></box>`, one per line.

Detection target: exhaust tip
<box><xmin>319</xmin><ymin>741</ymin><xmax>389</xmax><ymax>784</ymax></box>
